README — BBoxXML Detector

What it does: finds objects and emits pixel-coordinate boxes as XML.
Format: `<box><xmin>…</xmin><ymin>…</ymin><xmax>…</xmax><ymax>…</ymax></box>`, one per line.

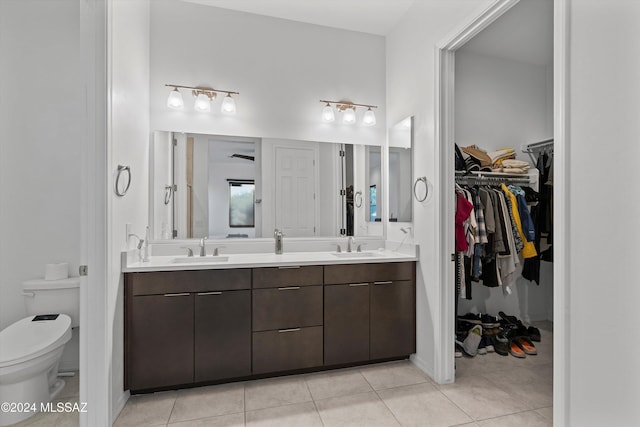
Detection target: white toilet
<box><xmin>0</xmin><ymin>278</ymin><xmax>79</xmax><ymax>426</ymax></box>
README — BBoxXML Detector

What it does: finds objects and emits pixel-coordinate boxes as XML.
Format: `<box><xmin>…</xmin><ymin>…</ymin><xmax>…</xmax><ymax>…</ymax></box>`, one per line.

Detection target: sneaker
<box><xmin>481</xmin><ymin>314</ymin><xmax>501</xmax><ymax>328</ymax></box>
<box><xmin>455</xmin><ymin>344</ymin><xmax>463</xmax><ymax>358</ymax></box>
<box><xmin>458</xmin><ymin>313</ymin><xmax>482</xmax><ymax>325</ymax></box>
<box><xmin>489</xmin><ymin>335</ymin><xmax>509</xmax><ymax>356</ymax></box>
<box><xmin>462</xmin><ymin>325</ymin><xmax>483</xmax><ymax>356</ymax></box>
<box><xmin>509</xmin><ymin>339</ymin><xmax>526</xmax><ymax>358</ymax></box>
<box><xmin>477</xmin><ymin>336</ymin><xmax>487</xmax><ymax>355</ymax></box>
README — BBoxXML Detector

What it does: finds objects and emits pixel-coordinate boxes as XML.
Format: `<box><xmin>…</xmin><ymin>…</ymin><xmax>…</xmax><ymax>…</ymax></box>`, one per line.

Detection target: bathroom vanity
<box><xmin>123</xmin><ymin>254</ymin><xmax>416</xmax><ymax>393</ymax></box>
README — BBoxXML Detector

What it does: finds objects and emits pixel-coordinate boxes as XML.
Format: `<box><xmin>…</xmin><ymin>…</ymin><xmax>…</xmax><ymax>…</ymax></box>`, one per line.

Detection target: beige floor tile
<box><xmin>57</xmin><ymin>372</ymin><xmax>80</xmax><ymax>399</ymax></box>
<box><xmin>9</xmin><ymin>411</ymin><xmax>60</xmax><ymax>427</ymax></box>
<box><xmin>377</xmin><ymin>382</ymin><xmax>473</xmax><ymax>427</ymax></box>
<box><xmin>52</xmin><ymin>397</ymin><xmax>80</xmax><ymax>427</ymax></box>
<box><xmin>169</xmin><ymin>383</ymin><xmax>244</xmax><ymax>423</ymax></box>
<box><xmin>438</xmin><ymin>374</ymin><xmax>531</xmax><ymax>420</ymax></box>
<box><xmin>114</xmin><ymin>390</ymin><xmax>177</xmax><ymax>427</ymax></box>
<box><xmin>168</xmin><ymin>412</ymin><xmax>245</xmax><ymax>426</ymax></box>
<box><xmin>484</xmin><ymin>366</ymin><xmax>552</xmax><ymax>410</ymax></box>
<box><xmin>305</xmin><ymin>369</ymin><xmax>373</xmax><ymax>401</ymax></box>
<box><xmin>359</xmin><ymin>360</ymin><xmax>430</xmax><ymax>390</ymax></box>
<box><xmin>245</xmin><ymin>375</ymin><xmax>312</xmax><ymax>411</ymax></box>
<box><xmin>477</xmin><ymin>410</ymin><xmax>552</xmax><ymax>426</ymax></box>
<box><xmin>246</xmin><ymin>401</ymin><xmax>322</xmax><ymax>427</ymax></box>
<box><xmin>315</xmin><ymin>391</ymin><xmax>400</xmax><ymax>427</ymax></box>
<box><xmin>534</xmin><ymin>406</ymin><xmax>553</xmax><ymax>421</ymax></box>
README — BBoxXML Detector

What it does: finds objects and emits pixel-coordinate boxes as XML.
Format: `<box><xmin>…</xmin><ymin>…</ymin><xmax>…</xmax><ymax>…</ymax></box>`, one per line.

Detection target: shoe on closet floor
<box><xmin>462</xmin><ymin>325</ymin><xmax>483</xmax><ymax>357</ymax></box>
<box><xmin>527</xmin><ymin>326</ymin><xmax>541</xmax><ymax>342</ymax></box>
<box><xmin>509</xmin><ymin>339</ymin><xmax>527</xmax><ymax>358</ymax></box>
<box><xmin>458</xmin><ymin>313</ymin><xmax>482</xmax><ymax>325</ymax></box>
<box><xmin>488</xmin><ymin>335</ymin><xmax>509</xmax><ymax>356</ymax></box>
<box><xmin>514</xmin><ymin>336</ymin><xmax>537</xmax><ymax>355</ymax></box>
<box><xmin>481</xmin><ymin>314</ymin><xmax>501</xmax><ymax>328</ymax></box>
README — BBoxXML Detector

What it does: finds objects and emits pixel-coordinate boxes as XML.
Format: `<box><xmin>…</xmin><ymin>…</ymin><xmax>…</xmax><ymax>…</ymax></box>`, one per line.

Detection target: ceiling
<box><xmin>460</xmin><ymin>0</ymin><xmax>553</xmax><ymax>66</ymax></box>
<box><xmin>182</xmin><ymin>0</ymin><xmax>415</xmax><ymax>36</ymax></box>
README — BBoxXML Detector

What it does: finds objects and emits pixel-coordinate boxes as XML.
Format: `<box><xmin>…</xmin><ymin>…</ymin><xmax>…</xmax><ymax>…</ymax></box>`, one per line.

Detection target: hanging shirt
<box><xmin>455</xmin><ymin>192</ymin><xmax>473</xmax><ymax>252</ymax></box>
<box><xmin>501</xmin><ymin>184</ymin><xmax>537</xmax><ymax>259</ymax></box>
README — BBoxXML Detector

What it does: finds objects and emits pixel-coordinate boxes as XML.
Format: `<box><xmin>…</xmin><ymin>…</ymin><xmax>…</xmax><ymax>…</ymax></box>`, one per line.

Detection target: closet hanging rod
<box><xmin>455</xmin><ymin>175</ymin><xmax>531</xmax><ymax>185</ymax></box>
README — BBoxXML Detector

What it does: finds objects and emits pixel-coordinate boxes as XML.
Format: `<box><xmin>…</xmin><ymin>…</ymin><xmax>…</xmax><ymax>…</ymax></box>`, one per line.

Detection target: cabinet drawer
<box><xmin>324</xmin><ymin>262</ymin><xmax>415</xmax><ymax>285</ymax></box>
<box><xmin>253</xmin><ymin>285</ymin><xmax>323</xmax><ymax>331</ymax></box>
<box><xmin>128</xmin><ymin>270</ymin><xmax>251</xmax><ymax>295</ymax></box>
<box><xmin>253</xmin><ymin>266</ymin><xmax>323</xmax><ymax>289</ymax></box>
<box><xmin>252</xmin><ymin>326</ymin><xmax>323</xmax><ymax>374</ymax></box>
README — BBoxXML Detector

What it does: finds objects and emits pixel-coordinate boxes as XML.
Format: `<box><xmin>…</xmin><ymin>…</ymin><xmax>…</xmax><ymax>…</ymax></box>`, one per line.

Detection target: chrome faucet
<box><xmin>274</xmin><ymin>229</ymin><xmax>283</xmax><ymax>254</ymax></box>
<box><xmin>199</xmin><ymin>236</ymin><xmax>208</xmax><ymax>256</ymax></box>
<box><xmin>347</xmin><ymin>236</ymin><xmax>354</xmax><ymax>252</ymax></box>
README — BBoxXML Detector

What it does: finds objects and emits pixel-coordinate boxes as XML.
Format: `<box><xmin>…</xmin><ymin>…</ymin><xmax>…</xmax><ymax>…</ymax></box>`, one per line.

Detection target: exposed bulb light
<box><xmin>221</xmin><ymin>94</ymin><xmax>236</xmax><ymax>115</ymax></box>
<box><xmin>167</xmin><ymin>88</ymin><xmax>184</xmax><ymax>110</ymax></box>
<box><xmin>194</xmin><ymin>92</ymin><xmax>211</xmax><ymax>112</ymax></box>
<box><xmin>342</xmin><ymin>107</ymin><xmax>356</xmax><ymax>125</ymax></box>
<box><xmin>362</xmin><ymin>108</ymin><xmax>376</xmax><ymax>126</ymax></box>
<box><xmin>321</xmin><ymin>103</ymin><xmax>335</xmax><ymax>122</ymax></box>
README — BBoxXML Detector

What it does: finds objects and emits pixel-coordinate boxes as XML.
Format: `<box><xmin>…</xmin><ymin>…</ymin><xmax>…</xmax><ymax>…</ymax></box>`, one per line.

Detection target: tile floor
<box><xmin>113</xmin><ymin>322</ymin><xmax>553</xmax><ymax>427</ymax></box>
<box><xmin>8</xmin><ymin>322</ymin><xmax>552</xmax><ymax>426</ymax></box>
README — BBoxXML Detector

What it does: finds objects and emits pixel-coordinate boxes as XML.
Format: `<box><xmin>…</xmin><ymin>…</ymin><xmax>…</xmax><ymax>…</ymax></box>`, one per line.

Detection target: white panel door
<box><xmin>275</xmin><ymin>146</ymin><xmax>317</xmax><ymax>237</ymax></box>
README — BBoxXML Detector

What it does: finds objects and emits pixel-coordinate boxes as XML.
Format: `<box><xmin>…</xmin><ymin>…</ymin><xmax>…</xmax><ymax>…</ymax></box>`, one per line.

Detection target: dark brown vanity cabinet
<box><xmin>125</xmin><ymin>270</ymin><xmax>251</xmax><ymax>391</ymax></box>
<box><xmin>324</xmin><ymin>262</ymin><xmax>416</xmax><ymax>363</ymax></box>
<box><xmin>324</xmin><ymin>283</ymin><xmax>370</xmax><ymax>365</ymax></box>
<box><xmin>252</xmin><ymin>266</ymin><xmax>324</xmax><ymax>374</ymax></box>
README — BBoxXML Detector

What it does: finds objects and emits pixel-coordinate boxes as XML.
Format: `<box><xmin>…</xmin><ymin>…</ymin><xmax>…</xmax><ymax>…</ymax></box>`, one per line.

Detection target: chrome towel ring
<box><xmin>413</xmin><ymin>176</ymin><xmax>428</xmax><ymax>202</ymax></box>
<box><xmin>115</xmin><ymin>165</ymin><xmax>131</xmax><ymax>197</ymax></box>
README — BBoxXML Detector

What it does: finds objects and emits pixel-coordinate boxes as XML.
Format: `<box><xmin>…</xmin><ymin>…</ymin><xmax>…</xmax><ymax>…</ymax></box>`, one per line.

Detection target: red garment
<box><xmin>455</xmin><ymin>192</ymin><xmax>474</xmax><ymax>252</ymax></box>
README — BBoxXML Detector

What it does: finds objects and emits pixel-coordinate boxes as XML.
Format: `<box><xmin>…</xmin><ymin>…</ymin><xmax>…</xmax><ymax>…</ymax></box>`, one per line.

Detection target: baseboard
<box><xmin>111</xmin><ymin>390</ymin><xmax>130</xmax><ymax>424</ymax></box>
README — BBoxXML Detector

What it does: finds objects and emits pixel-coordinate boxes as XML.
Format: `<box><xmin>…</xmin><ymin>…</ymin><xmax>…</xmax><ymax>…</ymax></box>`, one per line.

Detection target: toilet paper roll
<box><xmin>45</xmin><ymin>263</ymin><xmax>69</xmax><ymax>281</ymax></box>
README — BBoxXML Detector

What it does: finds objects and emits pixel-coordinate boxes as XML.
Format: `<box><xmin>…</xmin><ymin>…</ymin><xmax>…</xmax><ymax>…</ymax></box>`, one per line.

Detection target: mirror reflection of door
<box><xmin>275</xmin><ymin>146</ymin><xmax>317</xmax><ymax>237</ymax></box>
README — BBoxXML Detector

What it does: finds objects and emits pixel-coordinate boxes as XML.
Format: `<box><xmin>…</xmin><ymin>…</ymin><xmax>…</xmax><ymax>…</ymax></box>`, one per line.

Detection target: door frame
<box><xmin>433</xmin><ymin>0</ymin><xmax>569</xmax><ymax>424</ymax></box>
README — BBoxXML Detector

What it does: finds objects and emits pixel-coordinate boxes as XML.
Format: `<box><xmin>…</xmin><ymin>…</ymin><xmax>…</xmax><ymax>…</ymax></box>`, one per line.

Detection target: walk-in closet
<box><xmin>452</xmin><ymin>0</ymin><xmax>554</xmax><ymax>406</ymax></box>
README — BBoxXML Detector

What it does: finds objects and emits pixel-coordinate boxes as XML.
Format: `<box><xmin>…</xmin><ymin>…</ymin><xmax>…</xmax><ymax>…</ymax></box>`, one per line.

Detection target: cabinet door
<box><xmin>128</xmin><ymin>293</ymin><xmax>194</xmax><ymax>390</ymax></box>
<box><xmin>195</xmin><ymin>290</ymin><xmax>251</xmax><ymax>382</ymax></box>
<box><xmin>252</xmin><ymin>285</ymin><xmax>323</xmax><ymax>331</ymax></box>
<box><xmin>370</xmin><ymin>280</ymin><xmax>416</xmax><ymax>360</ymax></box>
<box><xmin>324</xmin><ymin>283</ymin><xmax>370</xmax><ymax>365</ymax></box>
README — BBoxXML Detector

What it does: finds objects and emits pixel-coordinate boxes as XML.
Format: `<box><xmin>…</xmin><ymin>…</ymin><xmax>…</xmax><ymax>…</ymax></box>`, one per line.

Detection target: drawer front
<box><xmin>253</xmin><ymin>285</ymin><xmax>323</xmax><ymax>331</ymax></box>
<box><xmin>252</xmin><ymin>326</ymin><xmax>323</xmax><ymax>374</ymax></box>
<box><xmin>324</xmin><ymin>262</ymin><xmax>415</xmax><ymax>285</ymax></box>
<box><xmin>128</xmin><ymin>269</ymin><xmax>251</xmax><ymax>295</ymax></box>
<box><xmin>253</xmin><ymin>266</ymin><xmax>323</xmax><ymax>289</ymax></box>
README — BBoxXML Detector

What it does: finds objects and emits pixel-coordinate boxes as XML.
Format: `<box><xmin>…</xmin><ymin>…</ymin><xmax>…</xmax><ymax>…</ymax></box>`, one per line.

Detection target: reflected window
<box><xmin>229</xmin><ymin>180</ymin><xmax>255</xmax><ymax>227</ymax></box>
<box><xmin>369</xmin><ymin>185</ymin><xmax>377</xmax><ymax>222</ymax></box>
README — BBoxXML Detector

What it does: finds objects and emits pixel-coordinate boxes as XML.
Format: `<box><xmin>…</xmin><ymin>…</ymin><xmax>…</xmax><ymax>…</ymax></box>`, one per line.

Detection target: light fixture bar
<box><xmin>165</xmin><ymin>84</ymin><xmax>239</xmax><ymax>96</ymax></box>
<box><xmin>319</xmin><ymin>99</ymin><xmax>378</xmax><ymax>109</ymax></box>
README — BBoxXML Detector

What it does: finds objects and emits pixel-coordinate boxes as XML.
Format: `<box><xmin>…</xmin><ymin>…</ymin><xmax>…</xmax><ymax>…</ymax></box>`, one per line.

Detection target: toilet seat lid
<box><xmin>0</xmin><ymin>315</ymin><xmax>71</xmax><ymax>366</ymax></box>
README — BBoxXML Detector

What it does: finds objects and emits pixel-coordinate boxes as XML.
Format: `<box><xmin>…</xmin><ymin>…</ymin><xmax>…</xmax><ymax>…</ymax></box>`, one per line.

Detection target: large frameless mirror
<box><xmin>150</xmin><ymin>131</ymin><xmax>384</xmax><ymax>241</ymax></box>
<box><xmin>388</xmin><ymin>116</ymin><xmax>413</xmax><ymax>222</ymax></box>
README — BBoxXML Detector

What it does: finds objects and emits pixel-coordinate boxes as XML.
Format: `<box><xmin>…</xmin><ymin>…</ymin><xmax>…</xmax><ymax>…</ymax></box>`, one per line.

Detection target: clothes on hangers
<box><xmin>455</xmin><ymin>180</ymin><xmax>539</xmax><ymax>298</ymax></box>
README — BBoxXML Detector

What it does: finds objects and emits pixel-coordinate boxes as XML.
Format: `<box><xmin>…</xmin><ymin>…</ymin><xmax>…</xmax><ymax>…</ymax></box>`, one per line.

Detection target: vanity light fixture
<box><xmin>319</xmin><ymin>100</ymin><xmax>378</xmax><ymax>126</ymax></box>
<box><xmin>165</xmin><ymin>84</ymin><xmax>239</xmax><ymax>113</ymax></box>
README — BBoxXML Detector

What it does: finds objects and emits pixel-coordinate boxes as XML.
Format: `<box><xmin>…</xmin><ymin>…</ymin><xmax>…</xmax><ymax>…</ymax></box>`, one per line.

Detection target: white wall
<box><xmin>455</xmin><ymin>43</ymin><xmax>553</xmax><ymax>322</ymax></box>
<box><xmin>151</xmin><ymin>131</ymin><xmax>173</xmax><ymax>240</ymax></box>
<box><xmin>191</xmin><ymin>135</ymin><xmax>209</xmax><ymax>238</ymax></box>
<box><xmin>0</xmin><ymin>0</ymin><xmax>82</xmax><ymax>370</ymax></box>
<box><xmin>109</xmin><ymin>0</ymin><xmax>150</xmax><ymax>419</ymax></box>
<box><xmin>386</xmin><ymin>0</ymin><xmax>494</xmax><ymax>379</ymax></box>
<box><xmin>455</xmin><ymin>50</ymin><xmax>553</xmax><ymax>159</ymax></box>
<box><xmin>565</xmin><ymin>1</ymin><xmax>640</xmax><ymax>425</ymax></box>
<box><xmin>149</xmin><ymin>0</ymin><xmax>385</xmax><ymax>146</ymax></box>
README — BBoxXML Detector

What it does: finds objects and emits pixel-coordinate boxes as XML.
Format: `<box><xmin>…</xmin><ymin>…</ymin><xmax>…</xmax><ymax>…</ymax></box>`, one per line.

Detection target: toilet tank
<box><xmin>22</xmin><ymin>278</ymin><xmax>80</xmax><ymax>327</ymax></box>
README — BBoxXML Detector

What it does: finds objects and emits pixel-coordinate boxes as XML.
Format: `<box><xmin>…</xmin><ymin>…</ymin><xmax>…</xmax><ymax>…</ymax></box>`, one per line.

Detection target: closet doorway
<box><xmin>435</xmin><ymin>0</ymin><xmax>561</xmax><ymax>414</ymax></box>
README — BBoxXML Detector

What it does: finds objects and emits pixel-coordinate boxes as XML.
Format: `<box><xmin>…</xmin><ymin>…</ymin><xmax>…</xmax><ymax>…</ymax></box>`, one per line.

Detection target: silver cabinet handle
<box><xmin>349</xmin><ymin>283</ymin><xmax>369</xmax><ymax>287</ymax></box>
<box><xmin>278</xmin><ymin>266</ymin><xmax>301</xmax><ymax>269</ymax></box>
<box><xmin>373</xmin><ymin>281</ymin><xmax>393</xmax><ymax>285</ymax></box>
<box><xmin>278</xmin><ymin>286</ymin><xmax>301</xmax><ymax>291</ymax></box>
<box><xmin>197</xmin><ymin>291</ymin><xmax>222</xmax><ymax>296</ymax></box>
<box><xmin>163</xmin><ymin>293</ymin><xmax>190</xmax><ymax>297</ymax></box>
<box><xmin>278</xmin><ymin>328</ymin><xmax>301</xmax><ymax>333</ymax></box>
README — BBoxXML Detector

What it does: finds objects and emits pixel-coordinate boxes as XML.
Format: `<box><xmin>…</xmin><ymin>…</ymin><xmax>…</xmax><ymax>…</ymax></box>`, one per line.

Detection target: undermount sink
<box><xmin>172</xmin><ymin>256</ymin><xmax>229</xmax><ymax>264</ymax></box>
<box><xmin>332</xmin><ymin>252</ymin><xmax>382</xmax><ymax>258</ymax></box>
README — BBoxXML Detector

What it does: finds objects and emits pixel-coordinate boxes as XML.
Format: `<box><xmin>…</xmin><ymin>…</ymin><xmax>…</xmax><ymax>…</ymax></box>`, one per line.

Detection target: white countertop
<box><xmin>122</xmin><ymin>249</ymin><xmax>418</xmax><ymax>273</ymax></box>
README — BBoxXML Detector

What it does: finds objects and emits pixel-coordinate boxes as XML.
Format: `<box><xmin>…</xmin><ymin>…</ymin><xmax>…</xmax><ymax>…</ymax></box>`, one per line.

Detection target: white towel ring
<box><xmin>115</xmin><ymin>165</ymin><xmax>131</xmax><ymax>197</ymax></box>
<box><xmin>413</xmin><ymin>176</ymin><xmax>428</xmax><ymax>202</ymax></box>
<box><xmin>354</xmin><ymin>191</ymin><xmax>363</xmax><ymax>208</ymax></box>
